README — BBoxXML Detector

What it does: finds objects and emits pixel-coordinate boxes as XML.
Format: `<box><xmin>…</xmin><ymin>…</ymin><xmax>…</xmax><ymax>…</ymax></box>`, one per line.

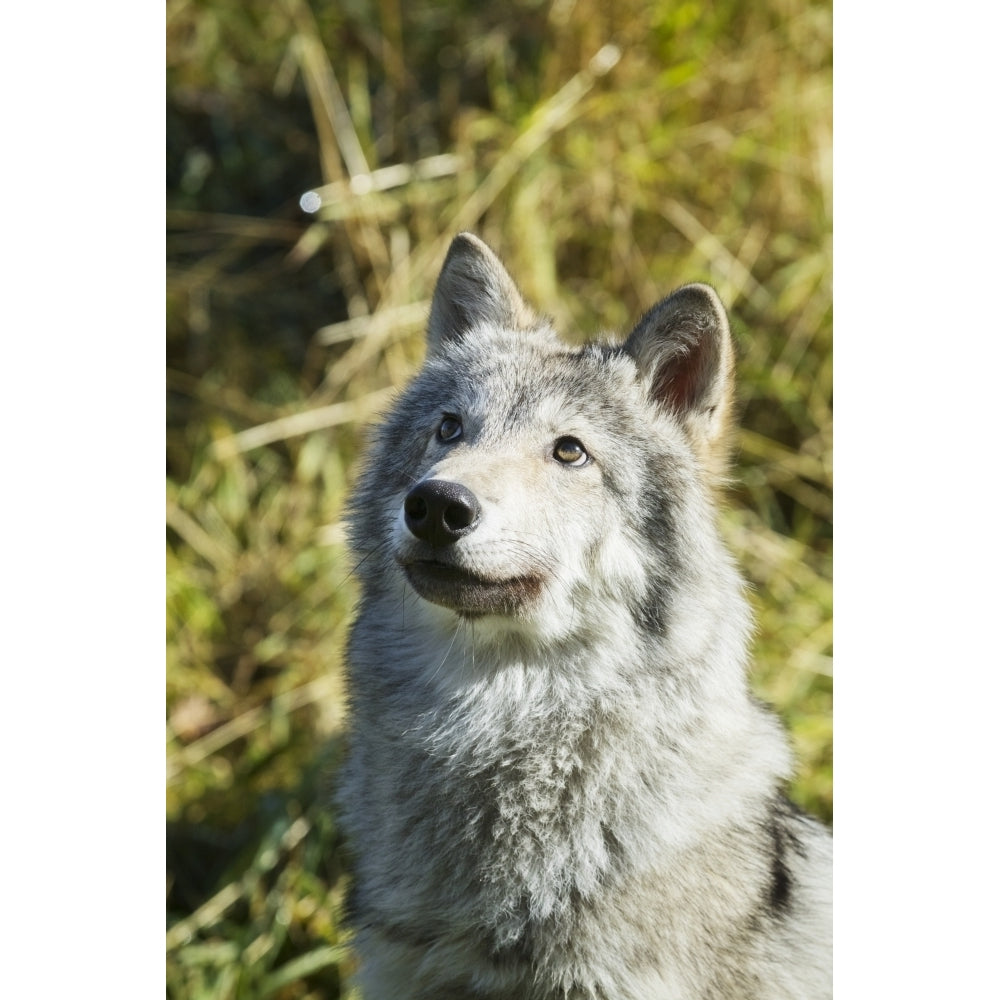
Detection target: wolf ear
<box><xmin>426</xmin><ymin>233</ymin><xmax>536</xmax><ymax>355</ymax></box>
<box><xmin>624</xmin><ymin>283</ymin><xmax>736</xmax><ymax>479</ymax></box>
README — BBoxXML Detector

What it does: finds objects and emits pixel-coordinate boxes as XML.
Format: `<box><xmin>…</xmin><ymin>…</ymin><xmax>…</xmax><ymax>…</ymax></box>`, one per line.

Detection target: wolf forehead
<box><xmin>391</xmin><ymin>326</ymin><xmax>653</xmax><ymax>438</ymax></box>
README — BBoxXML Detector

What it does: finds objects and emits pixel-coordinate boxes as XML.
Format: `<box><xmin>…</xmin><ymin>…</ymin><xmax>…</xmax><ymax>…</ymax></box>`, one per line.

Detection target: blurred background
<box><xmin>166</xmin><ymin>0</ymin><xmax>831</xmax><ymax>996</ymax></box>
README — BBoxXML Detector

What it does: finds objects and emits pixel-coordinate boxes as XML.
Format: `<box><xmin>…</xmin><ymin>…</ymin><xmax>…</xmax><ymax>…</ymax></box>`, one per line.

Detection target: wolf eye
<box><xmin>437</xmin><ymin>415</ymin><xmax>462</xmax><ymax>443</ymax></box>
<box><xmin>553</xmin><ymin>437</ymin><xmax>588</xmax><ymax>467</ymax></box>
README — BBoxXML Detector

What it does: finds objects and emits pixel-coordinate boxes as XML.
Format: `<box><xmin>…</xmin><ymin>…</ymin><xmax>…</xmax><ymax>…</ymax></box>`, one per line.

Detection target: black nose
<box><xmin>404</xmin><ymin>480</ymin><xmax>481</xmax><ymax>546</ymax></box>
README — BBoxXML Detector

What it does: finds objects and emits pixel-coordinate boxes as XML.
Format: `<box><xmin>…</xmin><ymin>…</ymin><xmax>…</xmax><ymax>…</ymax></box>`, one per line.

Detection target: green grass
<box><xmin>167</xmin><ymin>0</ymin><xmax>831</xmax><ymax>995</ymax></box>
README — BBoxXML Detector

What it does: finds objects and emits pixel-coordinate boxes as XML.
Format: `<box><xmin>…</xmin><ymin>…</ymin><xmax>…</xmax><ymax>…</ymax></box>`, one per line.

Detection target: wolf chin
<box><xmin>338</xmin><ymin>233</ymin><xmax>832</xmax><ymax>999</ymax></box>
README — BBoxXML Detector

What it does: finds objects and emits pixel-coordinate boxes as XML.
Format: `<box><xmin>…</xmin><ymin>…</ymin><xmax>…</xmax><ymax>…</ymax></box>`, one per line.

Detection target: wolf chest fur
<box><xmin>338</xmin><ymin>233</ymin><xmax>832</xmax><ymax>999</ymax></box>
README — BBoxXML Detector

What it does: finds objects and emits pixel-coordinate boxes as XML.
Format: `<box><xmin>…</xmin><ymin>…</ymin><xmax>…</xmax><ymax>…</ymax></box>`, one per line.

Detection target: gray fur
<box><xmin>338</xmin><ymin>233</ymin><xmax>832</xmax><ymax>999</ymax></box>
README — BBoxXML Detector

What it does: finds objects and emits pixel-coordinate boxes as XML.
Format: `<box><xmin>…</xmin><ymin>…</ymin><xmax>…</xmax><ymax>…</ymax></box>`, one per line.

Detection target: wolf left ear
<box><xmin>426</xmin><ymin>233</ymin><xmax>536</xmax><ymax>356</ymax></box>
<box><xmin>624</xmin><ymin>283</ymin><xmax>736</xmax><ymax>478</ymax></box>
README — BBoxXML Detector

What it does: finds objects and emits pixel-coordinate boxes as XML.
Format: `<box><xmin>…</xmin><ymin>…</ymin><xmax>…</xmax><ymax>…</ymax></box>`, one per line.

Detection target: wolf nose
<box><xmin>404</xmin><ymin>480</ymin><xmax>481</xmax><ymax>546</ymax></box>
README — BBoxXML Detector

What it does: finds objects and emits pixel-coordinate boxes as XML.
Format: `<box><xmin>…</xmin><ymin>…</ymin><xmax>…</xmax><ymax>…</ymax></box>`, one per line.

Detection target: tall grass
<box><xmin>167</xmin><ymin>0</ymin><xmax>831</xmax><ymax>995</ymax></box>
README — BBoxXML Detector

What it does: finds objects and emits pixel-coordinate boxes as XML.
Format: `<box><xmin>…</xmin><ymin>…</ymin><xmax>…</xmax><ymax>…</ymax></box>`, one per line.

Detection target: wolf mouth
<box><xmin>401</xmin><ymin>559</ymin><xmax>542</xmax><ymax>617</ymax></box>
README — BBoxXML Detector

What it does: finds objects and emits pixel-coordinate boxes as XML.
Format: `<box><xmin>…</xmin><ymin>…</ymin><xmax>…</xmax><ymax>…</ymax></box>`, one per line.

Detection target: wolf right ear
<box><xmin>624</xmin><ymin>284</ymin><xmax>736</xmax><ymax>480</ymax></box>
<box><xmin>426</xmin><ymin>233</ymin><xmax>536</xmax><ymax>355</ymax></box>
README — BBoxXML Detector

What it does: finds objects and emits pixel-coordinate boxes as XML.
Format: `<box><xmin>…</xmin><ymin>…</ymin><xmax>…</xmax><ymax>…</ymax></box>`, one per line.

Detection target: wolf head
<box><xmin>349</xmin><ymin>233</ymin><xmax>744</xmax><ymax>659</ymax></box>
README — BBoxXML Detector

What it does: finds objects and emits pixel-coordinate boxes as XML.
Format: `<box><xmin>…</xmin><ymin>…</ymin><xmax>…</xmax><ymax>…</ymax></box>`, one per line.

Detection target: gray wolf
<box><xmin>338</xmin><ymin>233</ymin><xmax>832</xmax><ymax>999</ymax></box>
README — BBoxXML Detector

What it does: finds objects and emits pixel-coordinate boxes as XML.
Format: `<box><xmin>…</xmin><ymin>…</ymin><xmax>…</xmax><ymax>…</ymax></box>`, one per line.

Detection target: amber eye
<box><xmin>553</xmin><ymin>437</ymin><xmax>588</xmax><ymax>466</ymax></box>
<box><xmin>437</xmin><ymin>415</ymin><xmax>463</xmax><ymax>443</ymax></box>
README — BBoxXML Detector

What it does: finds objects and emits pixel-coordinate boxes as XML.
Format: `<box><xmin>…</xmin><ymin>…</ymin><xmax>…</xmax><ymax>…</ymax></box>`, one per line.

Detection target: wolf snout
<box><xmin>404</xmin><ymin>480</ymin><xmax>481</xmax><ymax>546</ymax></box>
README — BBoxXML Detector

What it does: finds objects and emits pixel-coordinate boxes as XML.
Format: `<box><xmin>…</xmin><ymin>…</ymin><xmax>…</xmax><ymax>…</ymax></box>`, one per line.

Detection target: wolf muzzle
<box><xmin>400</xmin><ymin>479</ymin><xmax>541</xmax><ymax>616</ymax></box>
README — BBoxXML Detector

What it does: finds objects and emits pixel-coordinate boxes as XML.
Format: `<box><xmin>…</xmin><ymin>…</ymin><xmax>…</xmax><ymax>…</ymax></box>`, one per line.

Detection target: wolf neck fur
<box><xmin>355</xmin><ymin>572</ymin><xmax>790</xmax><ymax>865</ymax></box>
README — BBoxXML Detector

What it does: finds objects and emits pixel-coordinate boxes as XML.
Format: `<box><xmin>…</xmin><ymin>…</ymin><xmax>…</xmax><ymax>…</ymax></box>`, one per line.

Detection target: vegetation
<box><xmin>166</xmin><ymin>0</ymin><xmax>831</xmax><ymax>996</ymax></box>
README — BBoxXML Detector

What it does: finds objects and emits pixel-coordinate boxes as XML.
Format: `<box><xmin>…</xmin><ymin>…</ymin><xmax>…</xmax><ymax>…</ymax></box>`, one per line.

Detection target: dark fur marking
<box><xmin>627</xmin><ymin>590</ymin><xmax>668</xmax><ymax>635</ymax></box>
<box><xmin>765</xmin><ymin>795</ymin><xmax>803</xmax><ymax>916</ymax></box>
<box><xmin>768</xmin><ymin>828</ymin><xmax>792</xmax><ymax>913</ymax></box>
<box><xmin>598</xmin><ymin>456</ymin><xmax>678</xmax><ymax>639</ymax></box>
<box><xmin>634</xmin><ymin>460</ymin><xmax>681</xmax><ymax>638</ymax></box>
<box><xmin>600</xmin><ymin>822</ymin><xmax>626</xmax><ymax>871</ymax></box>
